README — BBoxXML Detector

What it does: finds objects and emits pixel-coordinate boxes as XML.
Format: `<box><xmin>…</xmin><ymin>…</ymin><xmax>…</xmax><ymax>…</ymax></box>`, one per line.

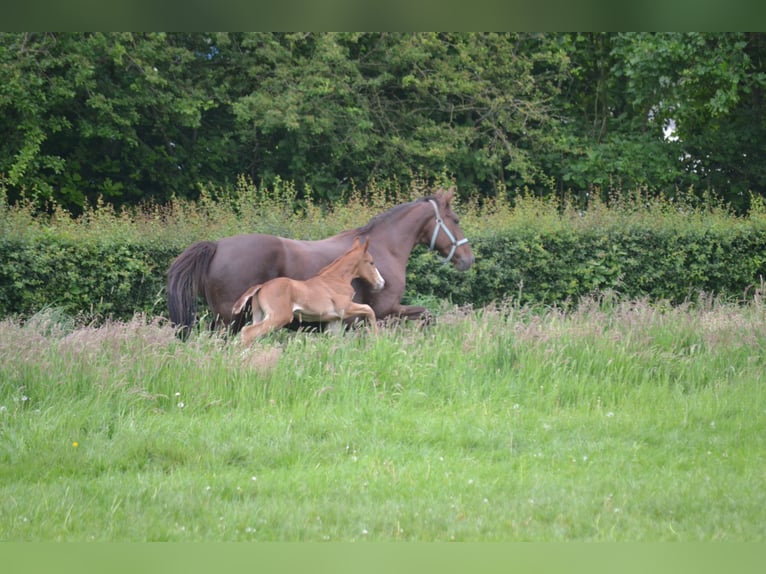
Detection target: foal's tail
<box><xmin>232</xmin><ymin>284</ymin><xmax>262</xmax><ymax>318</ymax></box>
<box><xmin>167</xmin><ymin>240</ymin><xmax>218</xmax><ymax>338</ymax></box>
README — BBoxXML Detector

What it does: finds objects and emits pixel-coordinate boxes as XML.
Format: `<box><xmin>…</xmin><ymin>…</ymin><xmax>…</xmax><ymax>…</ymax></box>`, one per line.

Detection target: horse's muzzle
<box><xmin>452</xmin><ymin>252</ymin><xmax>475</xmax><ymax>272</ymax></box>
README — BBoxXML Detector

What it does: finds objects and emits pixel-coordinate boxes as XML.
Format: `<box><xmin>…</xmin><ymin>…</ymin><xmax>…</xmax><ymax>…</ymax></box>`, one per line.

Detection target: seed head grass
<box><xmin>1</xmin><ymin>295</ymin><xmax>764</xmax><ymax>540</ymax></box>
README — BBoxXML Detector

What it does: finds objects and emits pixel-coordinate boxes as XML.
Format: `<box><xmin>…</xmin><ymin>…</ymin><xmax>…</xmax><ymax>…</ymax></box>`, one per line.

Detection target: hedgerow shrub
<box><xmin>404</xmin><ymin>223</ymin><xmax>766</xmax><ymax>309</ymax></box>
<box><xmin>2</xmin><ymin>183</ymin><xmax>766</xmax><ymax>321</ymax></box>
<box><xmin>0</xmin><ymin>235</ymin><xmax>175</xmax><ymax>319</ymax></box>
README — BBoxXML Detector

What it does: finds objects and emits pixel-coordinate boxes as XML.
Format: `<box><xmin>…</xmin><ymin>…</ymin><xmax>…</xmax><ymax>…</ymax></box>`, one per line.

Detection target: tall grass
<box><xmin>5</xmin><ymin>178</ymin><xmax>760</xmax><ymax>247</ymax></box>
<box><xmin>0</xmin><ymin>176</ymin><xmax>437</xmax><ymax>246</ymax></box>
<box><xmin>1</xmin><ymin>293</ymin><xmax>764</xmax><ymax>541</ymax></box>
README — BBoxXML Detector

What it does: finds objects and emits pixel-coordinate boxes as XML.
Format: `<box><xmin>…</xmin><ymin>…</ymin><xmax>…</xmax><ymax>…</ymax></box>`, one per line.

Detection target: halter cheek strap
<box><xmin>428</xmin><ymin>199</ymin><xmax>470</xmax><ymax>264</ymax></box>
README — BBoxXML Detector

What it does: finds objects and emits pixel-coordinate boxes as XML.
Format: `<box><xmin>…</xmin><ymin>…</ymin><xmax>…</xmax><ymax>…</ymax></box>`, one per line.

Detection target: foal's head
<box><xmin>351</xmin><ymin>237</ymin><xmax>385</xmax><ymax>293</ymax></box>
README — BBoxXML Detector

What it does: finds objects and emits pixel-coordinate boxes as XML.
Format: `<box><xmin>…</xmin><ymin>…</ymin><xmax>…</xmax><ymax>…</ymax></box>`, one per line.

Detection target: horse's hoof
<box><xmin>419</xmin><ymin>311</ymin><xmax>435</xmax><ymax>327</ymax></box>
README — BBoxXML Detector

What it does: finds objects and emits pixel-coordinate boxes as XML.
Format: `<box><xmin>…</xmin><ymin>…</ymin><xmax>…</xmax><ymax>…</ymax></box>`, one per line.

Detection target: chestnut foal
<box><xmin>232</xmin><ymin>238</ymin><xmax>385</xmax><ymax>345</ymax></box>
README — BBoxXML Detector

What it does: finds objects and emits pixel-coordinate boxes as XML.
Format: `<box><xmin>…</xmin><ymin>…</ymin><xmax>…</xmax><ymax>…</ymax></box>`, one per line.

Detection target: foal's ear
<box><xmin>362</xmin><ymin>237</ymin><xmax>370</xmax><ymax>251</ymax></box>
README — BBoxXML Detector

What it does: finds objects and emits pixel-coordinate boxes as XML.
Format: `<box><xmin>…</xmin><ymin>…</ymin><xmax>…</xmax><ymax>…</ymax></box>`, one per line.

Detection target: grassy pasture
<box><xmin>1</xmin><ymin>295</ymin><xmax>765</xmax><ymax>541</ymax></box>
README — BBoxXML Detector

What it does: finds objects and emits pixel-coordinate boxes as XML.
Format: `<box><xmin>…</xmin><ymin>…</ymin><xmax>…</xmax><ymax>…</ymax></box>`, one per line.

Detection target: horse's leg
<box><xmin>389</xmin><ymin>303</ymin><xmax>434</xmax><ymax>325</ymax></box>
<box><xmin>209</xmin><ymin>313</ymin><xmax>230</xmax><ymax>336</ymax></box>
<box><xmin>368</xmin><ymin>288</ymin><xmax>433</xmax><ymax>325</ymax></box>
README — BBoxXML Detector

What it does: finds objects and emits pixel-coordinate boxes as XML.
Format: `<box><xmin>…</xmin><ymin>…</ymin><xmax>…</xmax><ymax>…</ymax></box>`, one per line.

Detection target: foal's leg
<box><xmin>241</xmin><ymin>319</ymin><xmax>280</xmax><ymax>345</ymax></box>
<box><xmin>240</xmin><ymin>296</ymin><xmax>294</xmax><ymax>346</ymax></box>
<box><xmin>344</xmin><ymin>303</ymin><xmax>378</xmax><ymax>333</ymax></box>
<box><xmin>324</xmin><ymin>320</ymin><xmax>344</xmax><ymax>335</ymax></box>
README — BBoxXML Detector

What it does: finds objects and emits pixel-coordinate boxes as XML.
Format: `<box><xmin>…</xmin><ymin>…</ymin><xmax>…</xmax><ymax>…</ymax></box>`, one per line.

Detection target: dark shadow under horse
<box><xmin>167</xmin><ymin>187</ymin><xmax>475</xmax><ymax>336</ymax></box>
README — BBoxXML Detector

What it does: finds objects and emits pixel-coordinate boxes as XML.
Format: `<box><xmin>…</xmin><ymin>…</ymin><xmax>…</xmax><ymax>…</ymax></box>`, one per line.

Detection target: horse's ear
<box><xmin>363</xmin><ymin>237</ymin><xmax>370</xmax><ymax>251</ymax></box>
<box><xmin>352</xmin><ymin>237</ymin><xmax>361</xmax><ymax>249</ymax></box>
<box><xmin>436</xmin><ymin>186</ymin><xmax>455</xmax><ymax>203</ymax></box>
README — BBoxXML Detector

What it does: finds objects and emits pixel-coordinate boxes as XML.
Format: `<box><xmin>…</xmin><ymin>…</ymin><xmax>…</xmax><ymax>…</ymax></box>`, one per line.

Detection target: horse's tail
<box><xmin>167</xmin><ymin>240</ymin><xmax>218</xmax><ymax>338</ymax></box>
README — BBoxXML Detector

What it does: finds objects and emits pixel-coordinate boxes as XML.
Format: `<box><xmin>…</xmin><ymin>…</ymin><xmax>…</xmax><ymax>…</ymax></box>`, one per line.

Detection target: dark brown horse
<box><xmin>167</xmin><ymin>187</ymin><xmax>474</xmax><ymax>335</ymax></box>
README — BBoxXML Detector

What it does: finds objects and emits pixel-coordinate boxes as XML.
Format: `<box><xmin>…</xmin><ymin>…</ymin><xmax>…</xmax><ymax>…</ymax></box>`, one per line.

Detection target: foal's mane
<box><xmin>350</xmin><ymin>195</ymin><xmax>437</xmax><ymax>236</ymax></box>
<box><xmin>315</xmin><ymin>237</ymin><xmax>366</xmax><ymax>276</ymax></box>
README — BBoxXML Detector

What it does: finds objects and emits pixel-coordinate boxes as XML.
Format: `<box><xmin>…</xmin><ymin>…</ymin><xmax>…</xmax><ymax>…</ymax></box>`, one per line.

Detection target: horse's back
<box><xmin>206</xmin><ymin>233</ymin><xmax>344</xmax><ymax>323</ymax></box>
<box><xmin>205</xmin><ymin>234</ymin><xmax>282</xmax><ymax>319</ymax></box>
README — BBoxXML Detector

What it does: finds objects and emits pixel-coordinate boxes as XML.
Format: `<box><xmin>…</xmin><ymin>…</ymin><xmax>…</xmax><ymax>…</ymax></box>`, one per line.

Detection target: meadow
<box><xmin>1</xmin><ymin>292</ymin><xmax>764</xmax><ymax>541</ymax></box>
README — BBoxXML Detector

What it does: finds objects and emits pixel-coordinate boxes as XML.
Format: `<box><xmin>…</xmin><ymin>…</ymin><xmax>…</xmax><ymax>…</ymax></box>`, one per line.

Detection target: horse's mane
<box><xmin>350</xmin><ymin>195</ymin><xmax>437</xmax><ymax>236</ymax></box>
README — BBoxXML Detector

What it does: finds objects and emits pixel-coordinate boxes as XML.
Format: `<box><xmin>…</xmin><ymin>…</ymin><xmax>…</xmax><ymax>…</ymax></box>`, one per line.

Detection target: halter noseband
<box><xmin>428</xmin><ymin>199</ymin><xmax>469</xmax><ymax>264</ymax></box>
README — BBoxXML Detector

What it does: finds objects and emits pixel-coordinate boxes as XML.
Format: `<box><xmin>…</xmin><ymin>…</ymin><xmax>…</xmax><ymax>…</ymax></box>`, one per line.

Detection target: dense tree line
<box><xmin>2</xmin><ymin>32</ymin><xmax>765</xmax><ymax>212</ymax></box>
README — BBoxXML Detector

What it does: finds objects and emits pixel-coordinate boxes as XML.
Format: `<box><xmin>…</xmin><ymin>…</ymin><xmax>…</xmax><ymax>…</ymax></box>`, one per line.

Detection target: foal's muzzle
<box><xmin>372</xmin><ymin>270</ymin><xmax>386</xmax><ymax>293</ymax></box>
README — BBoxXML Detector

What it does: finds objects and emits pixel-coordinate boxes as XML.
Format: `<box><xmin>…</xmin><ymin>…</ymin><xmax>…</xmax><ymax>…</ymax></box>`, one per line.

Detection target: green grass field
<box><xmin>1</xmin><ymin>294</ymin><xmax>764</xmax><ymax>541</ymax></box>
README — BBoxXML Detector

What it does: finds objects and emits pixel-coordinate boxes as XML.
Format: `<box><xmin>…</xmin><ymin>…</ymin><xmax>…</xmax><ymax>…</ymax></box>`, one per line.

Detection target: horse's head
<box><xmin>425</xmin><ymin>188</ymin><xmax>475</xmax><ymax>271</ymax></box>
<box><xmin>352</xmin><ymin>237</ymin><xmax>386</xmax><ymax>293</ymax></box>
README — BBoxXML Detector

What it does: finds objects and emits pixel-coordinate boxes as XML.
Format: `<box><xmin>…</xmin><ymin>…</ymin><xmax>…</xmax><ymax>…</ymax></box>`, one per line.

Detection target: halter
<box><xmin>428</xmin><ymin>199</ymin><xmax>470</xmax><ymax>264</ymax></box>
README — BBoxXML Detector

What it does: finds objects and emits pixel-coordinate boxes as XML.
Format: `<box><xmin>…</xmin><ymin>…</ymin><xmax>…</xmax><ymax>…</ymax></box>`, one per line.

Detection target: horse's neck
<box><xmin>364</xmin><ymin>201</ymin><xmax>431</xmax><ymax>256</ymax></box>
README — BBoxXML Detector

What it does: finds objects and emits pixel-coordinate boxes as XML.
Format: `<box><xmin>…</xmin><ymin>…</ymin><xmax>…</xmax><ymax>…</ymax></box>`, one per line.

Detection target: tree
<box><xmin>0</xmin><ymin>33</ymin><xmax>231</xmax><ymax>210</ymax></box>
<box><xmin>225</xmin><ymin>32</ymin><xmax>377</xmax><ymax>203</ymax></box>
<box><xmin>612</xmin><ymin>32</ymin><xmax>766</xmax><ymax>211</ymax></box>
<box><xmin>226</xmin><ymin>32</ymin><xmax>569</xmax><ymax>202</ymax></box>
<box><xmin>2</xmin><ymin>33</ymin><xmax>764</xmax><ymax>212</ymax></box>
<box><xmin>541</xmin><ymin>33</ymin><xmax>682</xmax><ymax>204</ymax></box>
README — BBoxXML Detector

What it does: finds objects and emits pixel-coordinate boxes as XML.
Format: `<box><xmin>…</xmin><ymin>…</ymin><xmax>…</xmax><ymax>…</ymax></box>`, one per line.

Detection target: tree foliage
<box><xmin>1</xmin><ymin>32</ymin><xmax>765</xmax><ymax>212</ymax></box>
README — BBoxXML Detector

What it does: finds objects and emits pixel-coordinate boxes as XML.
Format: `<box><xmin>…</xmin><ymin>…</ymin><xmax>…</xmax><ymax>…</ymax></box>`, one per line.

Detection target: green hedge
<box><xmin>0</xmin><ymin>236</ymin><xmax>180</xmax><ymax>320</ymax></box>
<box><xmin>2</xmin><ymin>222</ymin><xmax>765</xmax><ymax>322</ymax></box>
<box><xmin>404</xmin><ymin>224</ymin><xmax>766</xmax><ymax>309</ymax></box>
